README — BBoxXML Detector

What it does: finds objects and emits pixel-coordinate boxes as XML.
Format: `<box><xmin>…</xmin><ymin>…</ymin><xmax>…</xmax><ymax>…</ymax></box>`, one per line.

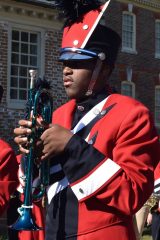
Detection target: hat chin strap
<box><xmin>85</xmin><ymin>59</ymin><xmax>103</xmax><ymax>96</ymax></box>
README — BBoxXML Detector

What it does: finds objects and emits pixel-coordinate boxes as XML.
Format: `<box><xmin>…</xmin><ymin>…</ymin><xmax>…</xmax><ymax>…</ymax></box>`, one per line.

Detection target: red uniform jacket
<box><xmin>47</xmin><ymin>93</ymin><xmax>160</xmax><ymax>240</ymax></box>
<box><xmin>0</xmin><ymin>139</ymin><xmax>18</xmax><ymax>216</ymax></box>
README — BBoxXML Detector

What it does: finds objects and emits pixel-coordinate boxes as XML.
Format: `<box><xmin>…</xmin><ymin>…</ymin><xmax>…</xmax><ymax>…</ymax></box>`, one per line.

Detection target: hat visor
<box><xmin>59</xmin><ymin>52</ymin><xmax>96</xmax><ymax>61</ymax></box>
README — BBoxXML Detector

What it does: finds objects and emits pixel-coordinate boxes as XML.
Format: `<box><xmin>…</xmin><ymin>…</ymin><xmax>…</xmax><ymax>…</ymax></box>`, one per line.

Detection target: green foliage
<box><xmin>0</xmin><ymin>235</ymin><xmax>8</xmax><ymax>240</ymax></box>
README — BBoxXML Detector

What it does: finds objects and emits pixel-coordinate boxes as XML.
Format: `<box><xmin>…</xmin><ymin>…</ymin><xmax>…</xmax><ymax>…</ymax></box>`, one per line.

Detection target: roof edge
<box><xmin>13</xmin><ymin>0</ymin><xmax>56</xmax><ymax>9</ymax></box>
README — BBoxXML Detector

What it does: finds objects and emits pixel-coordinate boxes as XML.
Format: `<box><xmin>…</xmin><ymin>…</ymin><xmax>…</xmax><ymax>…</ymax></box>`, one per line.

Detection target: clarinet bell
<box><xmin>10</xmin><ymin>207</ymin><xmax>43</xmax><ymax>231</ymax></box>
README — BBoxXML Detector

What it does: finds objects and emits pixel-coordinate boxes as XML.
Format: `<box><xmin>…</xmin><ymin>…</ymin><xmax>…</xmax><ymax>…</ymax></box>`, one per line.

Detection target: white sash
<box><xmin>47</xmin><ymin>96</ymin><xmax>110</xmax><ymax>203</ymax></box>
<box><xmin>71</xmin><ymin>96</ymin><xmax>109</xmax><ymax>134</ymax></box>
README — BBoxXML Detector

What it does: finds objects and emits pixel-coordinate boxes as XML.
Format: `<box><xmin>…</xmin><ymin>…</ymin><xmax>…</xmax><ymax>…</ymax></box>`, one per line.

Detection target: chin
<box><xmin>65</xmin><ymin>89</ymin><xmax>76</xmax><ymax>99</ymax></box>
<box><xmin>65</xmin><ymin>89</ymin><xmax>84</xmax><ymax>101</ymax></box>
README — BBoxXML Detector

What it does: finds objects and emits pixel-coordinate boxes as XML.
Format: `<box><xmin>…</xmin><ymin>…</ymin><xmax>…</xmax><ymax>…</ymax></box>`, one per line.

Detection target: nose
<box><xmin>63</xmin><ymin>66</ymin><xmax>73</xmax><ymax>75</ymax></box>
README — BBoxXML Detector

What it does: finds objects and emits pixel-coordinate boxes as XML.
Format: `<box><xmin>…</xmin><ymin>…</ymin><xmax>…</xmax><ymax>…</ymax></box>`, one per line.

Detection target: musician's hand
<box><xmin>14</xmin><ymin>116</ymin><xmax>46</xmax><ymax>154</ymax></box>
<box><xmin>147</xmin><ymin>212</ymin><xmax>152</xmax><ymax>226</ymax></box>
<box><xmin>14</xmin><ymin>120</ymin><xmax>32</xmax><ymax>154</ymax></box>
<box><xmin>40</xmin><ymin>124</ymin><xmax>73</xmax><ymax>160</ymax></box>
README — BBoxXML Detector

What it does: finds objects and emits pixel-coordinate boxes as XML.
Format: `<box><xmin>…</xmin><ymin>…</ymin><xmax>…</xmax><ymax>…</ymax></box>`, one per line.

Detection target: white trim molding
<box><xmin>0</xmin><ymin>0</ymin><xmax>63</xmax><ymax>30</ymax></box>
<box><xmin>117</xmin><ymin>0</ymin><xmax>160</xmax><ymax>12</ymax></box>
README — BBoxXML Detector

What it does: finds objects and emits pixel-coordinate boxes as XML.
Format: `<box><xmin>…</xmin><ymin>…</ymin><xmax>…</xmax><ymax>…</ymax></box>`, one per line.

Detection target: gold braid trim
<box><xmin>145</xmin><ymin>195</ymin><xmax>159</xmax><ymax>213</ymax></box>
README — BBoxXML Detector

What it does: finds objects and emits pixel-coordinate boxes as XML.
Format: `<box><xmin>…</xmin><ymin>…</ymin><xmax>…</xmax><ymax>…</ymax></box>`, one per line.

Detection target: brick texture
<box><xmin>106</xmin><ymin>1</ymin><xmax>160</xmax><ymax>117</ymax></box>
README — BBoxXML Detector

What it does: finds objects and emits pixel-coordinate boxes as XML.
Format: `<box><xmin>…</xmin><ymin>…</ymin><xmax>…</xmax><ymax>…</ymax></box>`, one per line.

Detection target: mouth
<box><xmin>63</xmin><ymin>77</ymin><xmax>73</xmax><ymax>87</ymax></box>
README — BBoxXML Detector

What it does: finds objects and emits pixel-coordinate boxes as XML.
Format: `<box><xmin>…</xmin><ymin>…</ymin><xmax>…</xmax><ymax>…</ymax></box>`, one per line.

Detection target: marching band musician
<box><xmin>0</xmin><ymin>85</ymin><xmax>18</xmax><ymax>216</ymax></box>
<box><xmin>150</xmin><ymin>161</ymin><xmax>160</xmax><ymax>240</ymax></box>
<box><xmin>14</xmin><ymin>0</ymin><xmax>160</xmax><ymax>239</ymax></box>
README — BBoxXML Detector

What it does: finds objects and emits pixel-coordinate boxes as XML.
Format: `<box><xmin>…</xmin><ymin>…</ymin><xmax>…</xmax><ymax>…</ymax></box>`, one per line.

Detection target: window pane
<box><xmin>12</xmin><ymin>53</ymin><xmax>19</xmax><ymax>64</ymax></box>
<box><xmin>11</xmin><ymin>66</ymin><xmax>19</xmax><ymax>76</ymax></box>
<box><xmin>21</xmin><ymin>43</ymin><xmax>28</xmax><ymax>54</ymax></box>
<box><xmin>21</xmin><ymin>55</ymin><xmax>28</xmax><ymax>65</ymax></box>
<box><xmin>12</xmin><ymin>30</ymin><xmax>19</xmax><ymax>41</ymax></box>
<box><xmin>20</xmin><ymin>67</ymin><xmax>28</xmax><ymax>77</ymax></box>
<box><xmin>19</xmin><ymin>90</ymin><xmax>27</xmax><ymax>100</ymax></box>
<box><xmin>11</xmin><ymin>77</ymin><xmax>18</xmax><ymax>87</ymax></box>
<box><xmin>30</xmin><ymin>56</ymin><xmax>37</xmax><ymax>66</ymax></box>
<box><xmin>30</xmin><ymin>34</ymin><xmax>37</xmax><ymax>43</ymax></box>
<box><xmin>10</xmin><ymin>29</ymin><xmax>39</xmax><ymax>101</ymax></box>
<box><xmin>155</xmin><ymin>109</ymin><xmax>160</xmax><ymax>123</ymax></box>
<box><xmin>122</xmin><ymin>13</ymin><xmax>135</xmax><ymax>50</ymax></box>
<box><xmin>21</xmin><ymin>32</ymin><xmax>28</xmax><ymax>42</ymax></box>
<box><xmin>121</xmin><ymin>82</ymin><xmax>133</xmax><ymax>97</ymax></box>
<box><xmin>155</xmin><ymin>89</ymin><xmax>160</xmax><ymax>105</ymax></box>
<box><xmin>156</xmin><ymin>22</ymin><xmax>160</xmax><ymax>55</ymax></box>
<box><xmin>10</xmin><ymin>89</ymin><xmax>18</xmax><ymax>99</ymax></box>
<box><xmin>12</xmin><ymin>42</ymin><xmax>19</xmax><ymax>52</ymax></box>
<box><xmin>30</xmin><ymin>45</ymin><xmax>37</xmax><ymax>54</ymax></box>
<box><xmin>19</xmin><ymin>78</ymin><xmax>27</xmax><ymax>88</ymax></box>
<box><xmin>155</xmin><ymin>88</ymin><xmax>160</xmax><ymax>125</ymax></box>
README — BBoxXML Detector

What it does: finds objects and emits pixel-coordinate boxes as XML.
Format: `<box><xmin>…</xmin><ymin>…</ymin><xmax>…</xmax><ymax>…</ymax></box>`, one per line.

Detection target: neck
<box><xmin>76</xmin><ymin>87</ymin><xmax>108</xmax><ymax>104</ymax></box>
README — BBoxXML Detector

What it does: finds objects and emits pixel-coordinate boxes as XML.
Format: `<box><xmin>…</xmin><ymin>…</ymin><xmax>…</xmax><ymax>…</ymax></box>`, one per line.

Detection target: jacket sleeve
<box><xmin>61</xmin><ymin>104</ymin><xmax>160</xmax><ymax>216</ymax></box>
<box><xmin>0</xmin><ymin>144</ymin><xmax>18</xmax><ymax>216</ymax></box>
<box><xmin>153</xmin><ymin>162</ymin><xmax>160</xmax><ymax>197</ymax></box>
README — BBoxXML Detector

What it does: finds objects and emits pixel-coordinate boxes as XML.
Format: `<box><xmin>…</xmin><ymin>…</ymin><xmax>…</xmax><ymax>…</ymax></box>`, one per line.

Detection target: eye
<box><xmin>63</xmin><ymin>60</ymin><xmax>95</xmax><ymax>69</ymax></box>
<box><xmin>63</xmin><ymin>62</ymin><xmax>80</xmax><ymax>69</ymax></box>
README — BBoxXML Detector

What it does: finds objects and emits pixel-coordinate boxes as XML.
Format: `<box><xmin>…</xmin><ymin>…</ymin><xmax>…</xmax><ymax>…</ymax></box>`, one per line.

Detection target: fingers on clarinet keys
<box><xmin>19</xmin><ymin>126</ymin><xmax>32</xmax><ymax>135</ymax></box>
<box><xmin>19</xmin><ymin>143</ymin><xmax>29</xmax><ymax>154</ymax></box>
<box><xmin>18</xmin><ymin>120</ymin><xmax>32</xmax><ymax>128</ymax></box>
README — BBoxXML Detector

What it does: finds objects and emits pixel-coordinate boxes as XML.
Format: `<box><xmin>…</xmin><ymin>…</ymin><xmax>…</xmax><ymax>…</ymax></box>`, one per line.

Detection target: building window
<box><xmin>155</xmin><ymin>21</ymin><xmax>160</xmax><ymax>58</ymax></box>
<box><xmin>121</xmin><ymin>81</ymin><xmax>135</xmax><ymax>98</ymax></box>
<box><xmin>155</xmin><ymin>86</ymin><xmax>160</xmax><ymax>127</ymax></box>
<box><xmin>9</xmin><ymin>29</ymin><xmax>41</xmax><ymax>107</ymax></box>
<box><xmin>122</xmin><ymin>12</ymin><xmax>136</xmax><ymax>53</ymax></box>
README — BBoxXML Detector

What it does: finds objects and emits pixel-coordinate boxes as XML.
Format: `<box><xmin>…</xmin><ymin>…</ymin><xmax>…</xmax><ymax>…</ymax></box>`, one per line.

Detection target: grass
<box><xmin>0</xmin><ymin>236</ymin><xmax>8</xmax><ymax>240</ymax></box>
<box><xmin>142</xmin><ymin>225</ymin><xmax>152</xmax><ymax>240</ymax></box>
<box><xmin>142</xmin><ymin>236</ymin><xmax>152</xmax><ymax>240</ymax></box>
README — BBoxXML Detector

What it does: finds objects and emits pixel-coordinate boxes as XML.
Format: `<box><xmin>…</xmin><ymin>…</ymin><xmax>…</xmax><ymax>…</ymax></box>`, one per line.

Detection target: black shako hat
<box><xmin>85</xmin><ymin>24</ymin><xmax>121</xmax><ymax>66</ymax></box>
<box><xmin>55</xmin><ymin>0</ymin><xmax>121</xmax><ymax>66</ymax></box>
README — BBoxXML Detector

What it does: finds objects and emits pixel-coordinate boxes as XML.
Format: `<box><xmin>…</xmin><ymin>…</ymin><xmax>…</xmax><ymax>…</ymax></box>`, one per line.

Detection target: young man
<box><xmin>14</xmin><ymin>1</ymin><xmax>160</xmax><ymax>239</ymax></box>
<box><xmin>0</xmin><ymin>85</ymin><xmax>18</xmax><ymax>216</ymax></box>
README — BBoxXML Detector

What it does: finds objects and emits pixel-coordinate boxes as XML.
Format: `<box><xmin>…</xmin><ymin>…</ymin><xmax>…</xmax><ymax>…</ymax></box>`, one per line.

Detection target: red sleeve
<box><xmin>153</xmin><ymin>161</ymin><xmax>160</xmax><ymax>197</ymax></box>
<box><xmin>97</xmin><ymin>105</ymin><xmax>159</xmax><ymax>215</ymax></box>
<box><xmin>0</xmin><ymin>140</ymin><xmax>18</xmax><ymax>215</ymax></box>
<box><xmin>154</xmin><ymin>161</ymin><xmax>160</xmax><ymax>181</ymax></box>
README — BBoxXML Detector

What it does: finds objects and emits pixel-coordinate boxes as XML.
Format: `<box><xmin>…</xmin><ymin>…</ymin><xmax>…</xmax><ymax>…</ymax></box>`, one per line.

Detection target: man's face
<box><xmin>62</xmin><ymin>59</ymin><xmax>96</xmax><ymax>101</ymax></box>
